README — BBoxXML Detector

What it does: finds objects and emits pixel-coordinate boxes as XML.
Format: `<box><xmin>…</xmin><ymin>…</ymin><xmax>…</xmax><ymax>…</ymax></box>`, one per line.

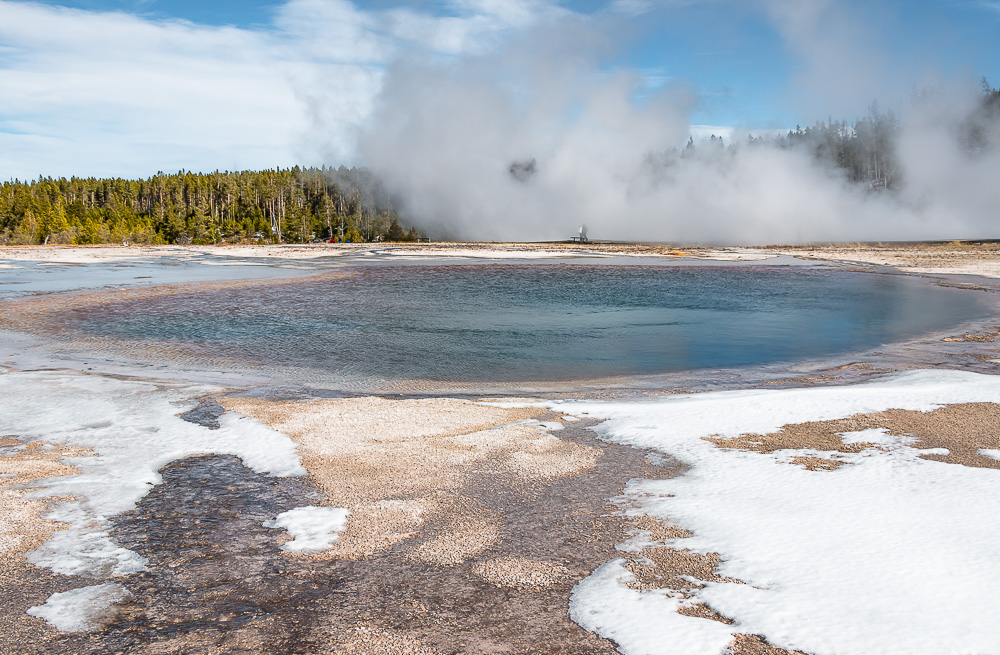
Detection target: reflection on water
<box><xmin>64</xmin><ymin>264</ymin><xmax>991</xmax><ymax>382</ymax></box>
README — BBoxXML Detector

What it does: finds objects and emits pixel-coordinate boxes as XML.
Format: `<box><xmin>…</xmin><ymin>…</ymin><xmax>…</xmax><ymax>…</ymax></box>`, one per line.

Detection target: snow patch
<box><xmin>535</xmin><ymin>420</ymin><xmax>564</xmax><ymax>432</ymax></box>
<box><xmin>980</xmin><ymin>449</ymin><xmax>1000</xmax><ymax>461</ymax></box>
<box><xmin>27</xmin><ymin>583</ymin><xmax>129</xmax><ymax>632</ymax></box>
<box><xmin>520</xmin><ymin>418</ymin><xmax>564</xmax><ymax>433</ymax></box>
<box><xmin>27</xmin><ymin>516</ymin><xmax>147</xmax><ymax>577</ymax></box>
<box><xmin>264</xmin><ymin>506</ymin><xmax>350</xmax><ymax>553</ymax></box>
<box><xmin>0</xmin><ymin>370</ymin><xmax>305</xmax><ymax>580</ymax></box>
<box><xmin>556</xmin><ymin>369</ymin><xmax>1000</xmax><ymax>655</ymax></box>
<box><xmin>570</xmin><ymin>559</ymin><xmax>736</xmax><ymax>655</ymax></box>
<box><xmin>837</xmin><ymin>427</ymin><xmax>902</xmax><ymax>445</ymax></box>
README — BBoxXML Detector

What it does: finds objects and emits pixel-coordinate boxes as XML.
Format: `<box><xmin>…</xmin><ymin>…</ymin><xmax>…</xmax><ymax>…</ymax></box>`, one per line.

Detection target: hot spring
<box><xmin>57</xmin><ymin>263</ymin><xmax>994</xmax><ymax>383</ymax></box>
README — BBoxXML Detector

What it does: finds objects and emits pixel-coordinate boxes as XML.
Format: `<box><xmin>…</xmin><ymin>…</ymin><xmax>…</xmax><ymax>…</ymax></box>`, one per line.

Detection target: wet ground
<box><xmin>4</xmin><ymin>252</ymin><xmax>1000</xmax><ymax>654</ymax></box>
<box><xmin>26</xmin><ymin>419</ymin><xmax>664</xmax><ymax>654</ymax></box>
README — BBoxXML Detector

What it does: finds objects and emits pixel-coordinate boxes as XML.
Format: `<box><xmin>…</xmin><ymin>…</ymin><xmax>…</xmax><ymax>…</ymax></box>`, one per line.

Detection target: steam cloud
<box><xmin>354</xmin><ymin>4</ymin><xmax>1000</xmax><ymax>244</ymax></box>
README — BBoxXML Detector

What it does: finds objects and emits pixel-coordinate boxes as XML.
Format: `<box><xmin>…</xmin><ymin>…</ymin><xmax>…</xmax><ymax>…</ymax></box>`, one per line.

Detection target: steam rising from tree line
<box><xmin>354</xmin><ymin>45</ymin><xmax>1000</xmax><ymax>244</ymax></box>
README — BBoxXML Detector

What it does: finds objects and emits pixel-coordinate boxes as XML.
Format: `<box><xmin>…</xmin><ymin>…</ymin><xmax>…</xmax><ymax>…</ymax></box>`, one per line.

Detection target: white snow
<box><xmin>380</xmin><ymin>248</ymin><xmax>594</xmax><ymax>260</ymax></box>
<box><xmin>571</xmin><ymin>560</ymin><xmax>736</xmax><ymax>655</ymax></box>
<box><xmin>0</xmin><ymin>369</ymin><xmax>305</xmax><ymax>579</ymax></box>
<box><xmin>837</xmin><ymin>427</ymin><xmax>900</xmax><ymax>445</ymax></box>
<box><xmin>981</xmin><ymin>449</ymin><xmax>1000</xmax><ymax>461</ymax></box>
<box><xmin>554</xmin><ymin>369</ymin><xmax>1000</xmax><ymax>655</ymax></box>
<box><xmin>535</xmin><ymin>420</ymin><xmax>564</xmax><ymax>431</ymax></box>
<box><xmin>519</xmin><ymin>418</ymin><xmax>565</xmax><ymax>432</ymax></box>
<box><xmin>26</xmin><ymin>583</ymin><xmax>129</xmax><ymax>632</ymax></box>
<box><xmin>264</xmin><ymin>506</ymin><xmax>350</xmax><ymax>553</ymax></box>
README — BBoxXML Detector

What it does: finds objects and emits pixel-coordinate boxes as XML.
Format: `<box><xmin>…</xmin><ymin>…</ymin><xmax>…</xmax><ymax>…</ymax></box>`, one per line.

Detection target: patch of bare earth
<box><xmin>706</xmin><ymin>417</ymin><xmax>884</xmax><ymax>456</ymax></box>
<box><xmin>824</xmin><ymin>362</ymin><xmax>891</xmax><ymax>372</ymax></box>
<box><xmin>941</xmin><ymin>327</ymin><xmax>1000</xmax><ymax>342</ymax></box>
<box><xmin>726</xmin><ymin>634</ymin><xmax>809</xmax><ymax>655</ymax></box>
<box><xmin>787</xmin><ymin>456</ymin><xmax>848</xmax><ymax>471</ymax></box>
<box><xmin>616</xmin><ymin>512</ymin><xmax>805</xmax><ymax>655</ymax></box>
<box><xmin>217</xmin><ymin>397</ymin><xmax>596</xmax><ymax>563</ymax></box>
<box><xmin>210</xmin><ymin>397</ymin><xmax>659</xmax><ymax>652</ymax></box>
<box><xmin>326</xmin><ymin>624</ymin><xmax>445</xmax><ymax>655</ymax></box>
<box><xmin>471</xmin><ymin>557</ymin><xmax>572</xmax><ymax>590</ymax></box>
<box><xmin>768</xmin><ymin>242</ymin><xmax>1000</xmax><ymax>278</ymax></box>
<box><xmin>0</xmin><ymin>438</ymin><xmax>95</xmax><ymax>652</ymax></box>
<box><xmin>706</xmin><ymin>401</ymin><xmax>1000</xmax><ymax>470</ymax></box>
<box><xmin>877</xmin><ymin>403</ymin><xmax>1000</xmax><ymax>468</ymax></box>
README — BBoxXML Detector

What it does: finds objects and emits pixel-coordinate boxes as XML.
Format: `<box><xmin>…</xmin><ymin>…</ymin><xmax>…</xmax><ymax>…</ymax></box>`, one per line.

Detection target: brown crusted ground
<box><xmin>760</xmin><ymin>375</ymin><xmax>839</xmax><ymax>386</ymax></box>
<box><xmin>0</xmin><ymin>560</ymin><xmax>65</xmax><ymax>655</ymax></box>
<box><xmin>756</xmin><ymin>363</ymin><xmax>894</xmax><ymax>388</ymax></box>
<box><xmin>941</xmin><ymin>327</ymin><xmax>1000</xmax><ymax>342</ymax></box>
<box><xmin>36</xmin><ymin>419</ymin><xmax>656</xmax><ymax>655</ymax></box>
<box><xmin>614</xmin><ymin>513</ymin><xmax>802</xmax><ymax>654</ymax></box>
<box><xmin>217</xmin><ymin>396</ymin><xmax>598</xmax><ymax>565</ymax></box>
<box><xmin>202</xmin><ymin>398</ymin><xmax>796</xmax><ymax>654</ymax></box>
<box><xmin>787</xmin><ymin>455</ymin><xmax>848</xmax><ymax>471</ymax></box>
<box><xmin>771</xmin><ymin>241</ymin><xmax>1000</xmax><ymax>278</ymax></box>
<box><xmin>823</xmin><ymin>362</ymin><xmax>890</xmax><ymax>372</ymax></box>
<box><xmin>626</xmin><ymin>547</ymin><xmax>736</xmax><ymax>592</ymax></box>
<box><xmin>630</xmin><ymin>514</ymin><xmax>693</xmax><ymax>540</ymax></box>
<box><xmin>0</xmin><ymin>438</ymin><xmax>95</xmax><ymax>653</ymax></box>
<box><xmin>326</xmin><ymin>624</ymin><xmax>445</xmax><ymax>654</ymax></box>
<box><xmin>471</xmin><ymin>557</ymin><xmax>572</xmax><ymax>590</ymax></box>
<box><xmin>877</xmin><ymin>403</ymin><xmax>1000</xmax><ymax>469</ymax></box>
<box><xmin>705</xmin><ymin>402</ymin><xmax>1000</xmax><ymax>470</ymax></box>
<box><xmin>705</xmin><ymin>416</ymin><xmax>884</xmax><ymax>455</ymax></box>
<box><xmin>726</xmin><ymin>634</ymin><xmax>810</xmax><ymax>655</ymax></box>
<box><xmin>0</xmin><ymin>439</ymin><xmax>90</xmax><ymax>556</ymax></box>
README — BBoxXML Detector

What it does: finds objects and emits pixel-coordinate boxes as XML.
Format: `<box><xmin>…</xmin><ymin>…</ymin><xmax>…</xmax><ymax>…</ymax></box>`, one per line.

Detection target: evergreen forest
<box><xmin>662</xmin><ymin>80</ymin><xmax>1000</xmax><ymax>192</ymax></box>
<box><xmin>0</xmin><ymin>166</ymin><xmax>418</xmax><ymax>246</ymax></box>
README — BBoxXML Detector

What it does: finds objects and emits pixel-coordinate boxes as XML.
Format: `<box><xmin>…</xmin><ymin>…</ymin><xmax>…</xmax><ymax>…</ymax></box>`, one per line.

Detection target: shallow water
<box><xmin>37</xmin><ymin>455</ymin><xmax>334</xmax><ymax>654</ymax></box>
<box><xmin>62</xmin><ymin>264</ymin><xmax>992</xmax><ymax>382</ymax></box>
<box><xmin>40</xmin><ymin>419</ymin><xmax>656</xmax><ymax>654</ymax></box>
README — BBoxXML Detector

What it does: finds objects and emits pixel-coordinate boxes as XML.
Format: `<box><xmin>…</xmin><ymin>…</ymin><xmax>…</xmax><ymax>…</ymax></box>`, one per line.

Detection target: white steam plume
<box><xmin>355</xmin><ymin>6</ymin><xmax>1000</xmax><ymax>244</ymax></box>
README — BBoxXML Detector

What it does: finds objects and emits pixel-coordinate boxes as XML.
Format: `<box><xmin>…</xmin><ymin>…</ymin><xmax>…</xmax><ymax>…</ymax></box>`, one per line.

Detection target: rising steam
<box><xmin>355</xmin><ymin>8</ymin><xmax>1000</xmax><ymax>244</ymax></box>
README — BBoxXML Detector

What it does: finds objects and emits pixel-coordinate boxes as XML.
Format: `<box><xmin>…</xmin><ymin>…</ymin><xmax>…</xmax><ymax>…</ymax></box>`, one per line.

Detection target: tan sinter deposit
<box><xmin>218</xmin><ymin>397</ymin><xmax>599</xmax><ymax>571</ymax></box>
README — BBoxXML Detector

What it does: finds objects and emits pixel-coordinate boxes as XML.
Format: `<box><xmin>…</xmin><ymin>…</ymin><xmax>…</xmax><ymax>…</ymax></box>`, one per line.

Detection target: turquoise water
<box><xmin>68</xmin><ymin>264</ymin><xmax>992</xmax><ymax>382</ymax></box>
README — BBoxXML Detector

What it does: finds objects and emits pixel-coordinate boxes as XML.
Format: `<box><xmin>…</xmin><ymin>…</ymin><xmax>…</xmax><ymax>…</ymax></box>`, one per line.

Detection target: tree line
<box><xmin>673</xmin><ymin>79</ymin><xmax>1000</xmax><ymax>192</ymax></box>
<box><xmin>0</xmin><ymin>166</ymin><xmax>421</xmax><ymax>246</ymax></box>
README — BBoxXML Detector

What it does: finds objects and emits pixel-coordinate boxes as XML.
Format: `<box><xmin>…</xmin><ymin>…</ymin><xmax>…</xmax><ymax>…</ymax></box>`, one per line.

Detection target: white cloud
<box><xmin>0</xmin><ymin>1</ymin><xmax>310</xmax><ymax>177</ymax></box>
<box><xmin>0</xmin><ymin>0</ymin><xmax>555</xmax><ymax>179</ymax></box>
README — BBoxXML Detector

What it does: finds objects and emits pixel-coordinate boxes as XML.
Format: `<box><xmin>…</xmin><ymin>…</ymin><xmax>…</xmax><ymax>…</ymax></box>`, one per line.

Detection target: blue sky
<box><xmin>2</xmin><ymin>0</ymin><xmax>998</xmax><ymax>179</ymax></box>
